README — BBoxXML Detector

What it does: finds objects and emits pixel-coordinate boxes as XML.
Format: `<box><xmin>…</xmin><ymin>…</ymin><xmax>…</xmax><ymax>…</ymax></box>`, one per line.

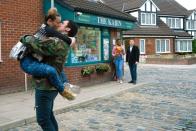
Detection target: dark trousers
<box><xmin>35</xmin><ymin>89</ymin><xmax>58</xmax><ymax>131</ymax></box>
<box><xmin>128</xmin><ymin>63</ymin><xmax>137</xmax><ymax>82</ymax></box>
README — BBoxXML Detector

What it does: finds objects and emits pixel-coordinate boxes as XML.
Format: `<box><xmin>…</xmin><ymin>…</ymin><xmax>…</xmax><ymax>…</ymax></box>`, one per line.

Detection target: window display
<box><xmin>103</xmin><ymin>38</ymin><xmax>109</xmax><ymax>60</ymax></box>
<box><xmin>71</xmin><ymin>26</ymin><xmax>101</xmax><ymax>63</ymax></box>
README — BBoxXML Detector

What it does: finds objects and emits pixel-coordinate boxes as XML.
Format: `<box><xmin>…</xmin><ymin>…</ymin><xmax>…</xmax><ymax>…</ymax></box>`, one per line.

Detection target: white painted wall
<box><xmin>152</xmin><ymin>4</ymin><xmax>156</xmax><ymax>12</ymax></box>
<box><xmin>160</xmin><ymin>17</ymin><xmax>166</xmax><ymax>23</ymax></box>
<box><xmin>146</xmin><ymin>0</ymin><xmax>151</xmax><ymax>12</ymax></box>
<box><xmin>181</xmin><ymin>19</ymin><xmax>183</xmax><ymax>28</ymax></box>
<box><xmin>140</xmin><ymin>0</ymin><xmax>158</xmax><ymax>12</ymax></box>
<box><xmin>130</xmin><ymin>11</ymin><xmax>139</xmax><ymax>19</ymax></box>
<box><xmin>140</xmin><ymin>4</ymin><xmax>145</xmax><ymax>11</ymax></box>
<box><xmin>187</xmin><ymin>11</ymin><xmax>196</xmax><ymax>20</ymax></box>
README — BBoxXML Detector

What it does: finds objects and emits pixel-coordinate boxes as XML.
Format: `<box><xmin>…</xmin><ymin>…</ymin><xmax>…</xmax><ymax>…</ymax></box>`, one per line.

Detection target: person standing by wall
<box><xmin>112</xmin><ymin>39</ymin><xmax>125</xmax><ymax>84</ymax></box>
<box><xmin>126</xmin><ymin>39</ymin><xmax>140</xmax><ymax>85</ymax></box>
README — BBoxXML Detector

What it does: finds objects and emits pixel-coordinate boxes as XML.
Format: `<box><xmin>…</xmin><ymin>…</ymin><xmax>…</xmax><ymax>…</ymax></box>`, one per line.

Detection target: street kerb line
<box><xmin>0</xmin><ymin>82</ymin><xmax>148</xmax><ymax>131</ymax></box>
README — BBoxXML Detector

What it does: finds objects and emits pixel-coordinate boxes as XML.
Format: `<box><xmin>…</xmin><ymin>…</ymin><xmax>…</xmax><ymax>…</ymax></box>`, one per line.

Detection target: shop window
<box><xmin>103</xmin><ymin>38</ymin><xmax>110</xmax><ymax>61</ymax></box>
<box><xmin>102</xmin><ymin>29</ymin><xmax>110</xmax><ymax>61</ymax></box>
<box><xmin>0</xmin><ymin>21</ymin><xmax>2</xmax><ymax>62</ymax></box>
<box><xmin>71</xmin><ymin>26</ymin><xmax>101</xmax><ymax>63</ymax></box>
<box><xmin>156</xmin><ymin>39</ymin><xmax>170</xmax><ymax>53</ymax></box>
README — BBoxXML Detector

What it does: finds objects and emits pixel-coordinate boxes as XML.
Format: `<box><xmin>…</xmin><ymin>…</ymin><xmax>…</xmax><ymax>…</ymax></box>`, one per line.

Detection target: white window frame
<box><xmin>0</xmin><ymin>21</ymin><xmax>2</xmax><ymax>62</ymax></box>
<box><xmin>139</xmin><ymin>39</ymin><xmax>146</xmax><ymax>54</ymax></box>
<box><xmin>187</xmin><ymin>20</ymin><xmax>196</xmax><ymax>30</ymax></box>
<box><xmin>187</xmin><ymin>21</ymin><xmax>191</xmax><ymax>29</ymax></box>
<box><xmin>175</xmin><ymin>40</ymin><xmax>192</xmax><ymax>52</ymax></box>
<box><xmin>141</xmin><ymin>12</ymin><xmax>156</xmax><ymax>25</ymax></box>
<box><xmin>167</xmin><ymin>18</ymin><xmax>181</xmax><ymax>29</ymax></box>
<box><xmin>194</xmin><ymin>31</ymin><xmax>196</xmax><ymax>39</ymax></box>
<box><xmin>195</xmin><ymin>13</ymin><xmax>196</xmax><ymax>20</ymax></box>
<box><xmin>156</xmin><ymin>39</ymin><xmax>170</xmax><ymax>53</ymax></box>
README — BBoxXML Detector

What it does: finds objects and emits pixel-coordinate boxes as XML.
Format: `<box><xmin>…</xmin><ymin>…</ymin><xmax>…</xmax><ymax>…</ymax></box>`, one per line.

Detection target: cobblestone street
<box><xmin>8</xmin><ymin>64</ymin><xmax>196</xmax><ymax>131</ymax></box>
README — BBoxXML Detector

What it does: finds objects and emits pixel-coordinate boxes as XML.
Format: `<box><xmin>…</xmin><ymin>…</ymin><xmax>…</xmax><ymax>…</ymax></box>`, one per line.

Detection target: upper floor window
<box><xmin>194</xmin><ymin>31</ymin><xmax>196</xmax><ymax>39</ymax></box>
<box><xmin>156</xmin><ymin>39</ymin><xmax>170</xmax><ymax>53</ymax></box>
<box><xmin>139</xmin><ymin>39</ymin><xmax>146</xmax><ymax>54</ymax></box>
<box><xmin>187</xmin><ymin>20</ymin><xmax>196</xmax><ymax>30</ymax></box>
<box><xmin>167</xmin><ymin>18</ymin><xmax>181</xmax><ymax>29</ymax></box>
<box><xmin>141</xmin><ymin>13</ymin><xmax>156</xmax><ymax>25</ymax></box>
<box><xmin>175</xmin><ymin>40</ymin><xmax>192</xmax><ymax>52</ymax></box>
<box><xmin>194</xmin><ymin>13</ymin><xmax>196</xmax><ymax>20</ymax></box>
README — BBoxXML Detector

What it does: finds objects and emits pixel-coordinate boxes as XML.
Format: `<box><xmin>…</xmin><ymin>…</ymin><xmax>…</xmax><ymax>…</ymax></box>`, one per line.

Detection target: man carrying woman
<box><xmin>19</xmin><ymin>8</ymin><xmax>78</xmax><ymax>131</ymax></box>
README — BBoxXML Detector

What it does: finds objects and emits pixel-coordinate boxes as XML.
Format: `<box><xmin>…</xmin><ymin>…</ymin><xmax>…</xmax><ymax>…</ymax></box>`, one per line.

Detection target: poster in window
<box><xmin>103</xmin><ymin>38</ymin><xmax>109</xmax><ymax>60</ymax></box>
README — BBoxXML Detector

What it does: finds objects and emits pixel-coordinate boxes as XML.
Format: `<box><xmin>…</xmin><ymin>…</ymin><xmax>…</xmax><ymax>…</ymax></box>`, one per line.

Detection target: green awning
<box><xmin>43</xmin><ymin>0</ymin><xmax>135</xmax><ymax>30</ymax></box>
<box><xmin>74</xmin><ymin>12</ymin><xmax>135</xmax><ymax>30</ymax></box>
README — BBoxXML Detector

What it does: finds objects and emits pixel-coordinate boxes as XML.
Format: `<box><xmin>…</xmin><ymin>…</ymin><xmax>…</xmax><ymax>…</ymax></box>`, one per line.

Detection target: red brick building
<box><xmin>103</xmin><ymin>0</ymin><xmax>195</xmax><ymax>64</ymax></box>
<box><xmin>0</xmin><ymin>0</ymin><xmax>136</xmax><ymax>94</ymax></box>
<box><xmin>0</xmin><ymin>0</ymin><xmax>43</xmax><ymax>94</ymax></box>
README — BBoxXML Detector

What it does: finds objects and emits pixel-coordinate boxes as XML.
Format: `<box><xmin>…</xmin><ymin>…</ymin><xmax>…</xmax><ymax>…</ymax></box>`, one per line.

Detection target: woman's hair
<box><xmin>116</xmin><ymin>39</ymin><xmax>122</xmax><ymax>46</ymax></box>
<box><xmin>67</xmin><ymin>20</ymin><xmax>78</xmax><ymax>37</ymax></box>
<box><xmin>44</xmin><ymin>8</ymin><xmax>60</xmax><ymax>23</ymax></box>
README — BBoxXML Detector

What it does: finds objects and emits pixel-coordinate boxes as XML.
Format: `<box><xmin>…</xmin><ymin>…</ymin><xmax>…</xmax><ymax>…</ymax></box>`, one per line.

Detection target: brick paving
<box><xmin>7</xmin><ymin>64</ymin><xmax>196</xmax><ymax>131</ymax></box>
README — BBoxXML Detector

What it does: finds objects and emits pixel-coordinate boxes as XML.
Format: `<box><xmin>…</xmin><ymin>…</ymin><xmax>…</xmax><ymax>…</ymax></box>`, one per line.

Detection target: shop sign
<box><xmin>97</xmin><ymin>17</ymin><xmax>122</xmax><ymax>27</ymax></box>
<box><xmin>75</xmin><ymin>12</ymin><xmax>134</xmax><ymax>29</ymax></box>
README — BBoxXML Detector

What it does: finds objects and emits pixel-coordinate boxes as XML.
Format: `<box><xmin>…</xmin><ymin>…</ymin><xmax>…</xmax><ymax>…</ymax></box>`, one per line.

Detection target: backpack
<box><xmin>9</xmin><ymin>41</ymin><xmax>27</xmax><ymax>60</ymax></box>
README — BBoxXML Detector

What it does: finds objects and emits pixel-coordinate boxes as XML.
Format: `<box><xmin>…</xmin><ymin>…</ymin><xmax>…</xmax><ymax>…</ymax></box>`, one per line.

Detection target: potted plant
<box><xmin>95</xmin><ymin>63</ymin><xmax>110</xmax><ymax>73</ymax></box>
<box><xmin>81</xmin><ymin>66</ymin><xmax>95</xmax><ymax>76</ymax></box>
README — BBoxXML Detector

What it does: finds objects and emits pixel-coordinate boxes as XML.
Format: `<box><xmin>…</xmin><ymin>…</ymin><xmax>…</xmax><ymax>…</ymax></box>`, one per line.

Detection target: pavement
<box><xmin>1</xmin><ymin>63</ymin><xmax>196</xmax><ymax>131</ymax></box>
<box><xmin>0</xmin><ymin>73</ymin><xmax>145</xmax><ymax>130</ymax></box>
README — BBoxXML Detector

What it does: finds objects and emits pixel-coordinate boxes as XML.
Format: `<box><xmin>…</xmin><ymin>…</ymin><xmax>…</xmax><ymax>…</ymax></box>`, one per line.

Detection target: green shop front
<box><xmin>44</xmin><ymin>0</ymin><xmax>135</xmax><ymax>86</ymax></box>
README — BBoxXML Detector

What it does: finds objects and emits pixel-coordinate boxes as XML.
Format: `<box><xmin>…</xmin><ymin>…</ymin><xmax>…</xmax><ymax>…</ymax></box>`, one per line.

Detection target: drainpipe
<box><xmin>25</xmin><ymin>73</ymin><xmax>28</xmax><ymax>92</ymax></box>
<box><xmin>51</xmin><ymin>0</ymin><xmax>54</xmax><ymax>8</ymax></box>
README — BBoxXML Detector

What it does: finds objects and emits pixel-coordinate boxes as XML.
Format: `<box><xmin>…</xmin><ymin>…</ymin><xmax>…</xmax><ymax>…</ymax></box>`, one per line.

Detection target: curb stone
<box><xmin>0</xmin><ymin>83</ymin><xmax>148</xmax><ymax>131</ymax></box>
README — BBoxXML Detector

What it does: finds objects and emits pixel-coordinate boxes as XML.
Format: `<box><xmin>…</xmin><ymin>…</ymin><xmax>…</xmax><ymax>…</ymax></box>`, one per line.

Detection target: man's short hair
<box><xmin>67</xmin><ymin>20</ymin><xmax>78</xmax><ymax>37</ymax></box>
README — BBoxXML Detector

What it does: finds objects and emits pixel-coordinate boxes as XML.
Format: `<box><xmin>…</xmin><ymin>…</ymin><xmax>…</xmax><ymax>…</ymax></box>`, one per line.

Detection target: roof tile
<box><xmin>56</xmin><ymin>0</ymin><xmax>136</xmax><ymax>21</ymax></box>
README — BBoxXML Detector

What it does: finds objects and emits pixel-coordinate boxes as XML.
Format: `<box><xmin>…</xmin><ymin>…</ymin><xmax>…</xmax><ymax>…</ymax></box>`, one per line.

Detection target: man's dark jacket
<box><xmin>126</xmin><ymin>45</ymin><xmax>140</xmax><ymax>64</ymax></box>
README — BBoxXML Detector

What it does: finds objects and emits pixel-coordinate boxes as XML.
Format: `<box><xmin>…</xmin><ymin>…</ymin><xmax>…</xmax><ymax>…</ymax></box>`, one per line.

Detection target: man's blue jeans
<box><xmin>20</xmin><ymin>55</ymin><xmax>67</xmax><ymax>93</ymax></box>
<box><xmin>114</xmin><ymin>56</ymin><xmax>124</xmax><ymax>80</ymax></box>
<box><xmin>35</xmin><ymin>89</ymin><xmax>58</xmax><ymax>131</ymax></box>
<box><xmin>128</xmin><ymin>63</ymin><xmax>137</xmax><ymax>82</ymax></box>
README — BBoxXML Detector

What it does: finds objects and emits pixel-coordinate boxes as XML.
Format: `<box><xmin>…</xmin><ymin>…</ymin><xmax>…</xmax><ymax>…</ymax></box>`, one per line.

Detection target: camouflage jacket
<box><xmin>20</xmin><ymin>35</ymin><xmax>70</xmax><ymax>73</ymax></box>
<box><xmin>20</xmin><ymin>35</ymin><xmax>70</xmax><ymax>90</ymax></box>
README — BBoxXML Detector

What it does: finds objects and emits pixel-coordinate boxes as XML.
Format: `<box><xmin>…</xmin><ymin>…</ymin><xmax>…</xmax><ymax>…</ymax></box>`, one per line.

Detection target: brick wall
<box><xmin>0</xmin><ymin>0</ymin><xmax>43</xmax><ymax>94</ymax></box>
<box><xmin>0</xmin><ymin>2</ymin><xmax>118</xmax><ymax>94</ymax></box>
<box><xmin>64</xmin><ymin>29</ymin><xmax>118</xmax><ymax>87</ymax></box>
<box><xmin>146</xmin><ymin>57</ymin><xmax>196</xmax><ymax>65</ymax></box>
<box><xmin>64</xmin><ymin>64</ymin><xmax>113</xmax><ymax>87</ymax></box>
<box><xmin>126</xmin><ymin>37</ymin><xmax>174</xmax><ymax>55</ymax></box>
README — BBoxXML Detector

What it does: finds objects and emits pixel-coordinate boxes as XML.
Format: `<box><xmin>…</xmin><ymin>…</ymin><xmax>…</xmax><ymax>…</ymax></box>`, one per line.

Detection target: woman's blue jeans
<box><xmin>20</xmin><ymin>56</ymin><xmax>67</xmax><ymax>93</ymax></box>
<box><xmin>35</xmin><ymin>89</ymin><xmax>58</xmax><ymax>131</ymax></box>
<box><xmin>114</xmin><ymin>56</ymin><xmax>124</xmax><ymax>80</ymax></box>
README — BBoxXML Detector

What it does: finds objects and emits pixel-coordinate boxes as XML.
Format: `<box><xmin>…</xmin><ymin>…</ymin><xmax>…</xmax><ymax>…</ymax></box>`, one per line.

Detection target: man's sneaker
<box><xmin>60</xmin><ymin>88</ymin><xmax>76</xmax><ymax>101</ymax></box>
<box><xmin>63</xmin><ymin>83</ymin><xmax>81</xmax><ymax>94</ymax></box>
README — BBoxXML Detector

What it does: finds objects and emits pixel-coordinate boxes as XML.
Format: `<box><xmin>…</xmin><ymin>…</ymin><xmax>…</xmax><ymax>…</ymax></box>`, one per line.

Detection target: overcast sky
<box><xmin>175</xmin><ymin>0</ymin><xmax>196</xmax><ymax>10</ymax></box>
